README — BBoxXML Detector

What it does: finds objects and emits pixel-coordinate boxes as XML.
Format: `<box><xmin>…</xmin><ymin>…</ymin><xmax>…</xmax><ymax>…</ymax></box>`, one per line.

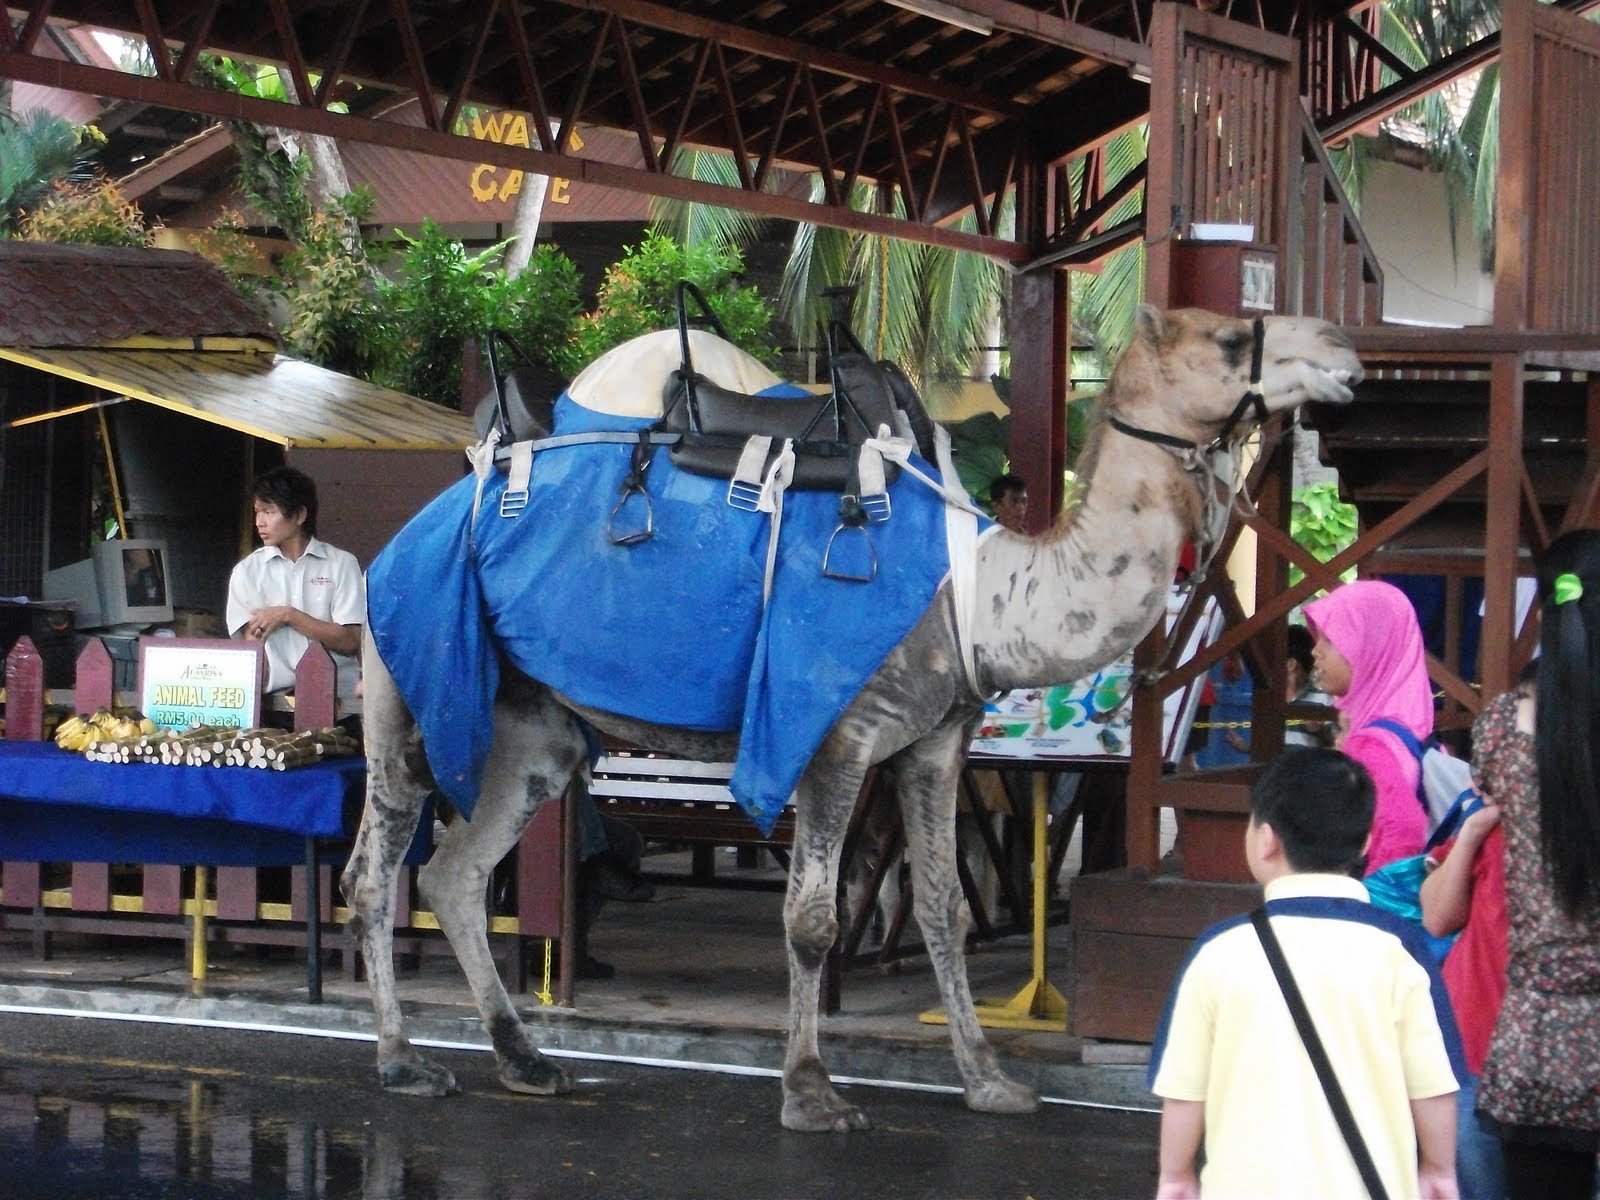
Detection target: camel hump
<box><xmin>567</xmin><ymin>329</ymin><xmax>783</xmax><ymax>419</ymax></box>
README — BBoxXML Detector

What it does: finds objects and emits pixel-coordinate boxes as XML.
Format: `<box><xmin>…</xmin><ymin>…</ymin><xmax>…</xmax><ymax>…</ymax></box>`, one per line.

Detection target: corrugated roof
<box><xmin>0</xmin><ymin>243</ymin><xmax>278</xmax><ymax>348</ymax></box>
<box><xmin>0</xmin><ymin>346</ymin><xmax>475</xmax><ymax>452</ymax></box>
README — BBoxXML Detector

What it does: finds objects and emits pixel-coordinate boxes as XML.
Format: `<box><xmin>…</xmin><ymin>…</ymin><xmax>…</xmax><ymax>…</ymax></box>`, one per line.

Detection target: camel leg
<box><xmin>896</xmin><ymin>719</ymin><xmax>1038</xmax><ymax>1115</ymax></box>
<box><xmin>780</xmin><ymin>756</ymin><xmax>871</xmax><ymax>1133</ymax></box>
<box><xmin>342</xmin><ymin>640</ymin><xmax>456</xmax><ymax>1096</ymax></box>
<box><xmin>415</xmin><ymin>680</ymin><xmax>586</xmax><ymax>1097</ymax></box>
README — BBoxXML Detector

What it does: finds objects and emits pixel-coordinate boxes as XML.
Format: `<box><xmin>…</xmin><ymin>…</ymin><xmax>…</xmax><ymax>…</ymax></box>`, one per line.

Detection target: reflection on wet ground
<box><xmin>0</xmin><ymin>1010</ymin><xmax>1160</xmax><ymax>1199</ymax></box>
<box><xmin>0</xmin><ymin>1070</ymin><xmax>535</xmax><ymax>1199</ymax></box>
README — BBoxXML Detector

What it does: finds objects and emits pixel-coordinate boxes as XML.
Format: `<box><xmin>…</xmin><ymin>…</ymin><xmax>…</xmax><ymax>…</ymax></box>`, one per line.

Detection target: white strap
<box><xmin>861</xmin><ymin>431</ymin><xmax>988</xmax><ymax>519</ymax></box>
<box><xmin>732</xmin><ymin>435</ymin><xmax>773</xmax><ymax>489</ymax></box>
<box><xmin>857</xmin><ymin>426</ymin><xmax>985</xmax><ymax>696</ymax></box>
<box><xmin>932</xmin><ymin>426</ymin><xmax>985</xmax><ymax>698</ymax></box>
<box><xmin>507</xmin><ymin>440</ymin><xmax>534</xmax><ymax>491</ymax></box>
<box><xmin>856</xmin><ymin>437</ymin><xmax>889</xmax><ymax>503</ymax></box>
<box><xmin>756</xmin><ymin>439</ymin><xmax>796</xmax><ymax>603</ymax></box>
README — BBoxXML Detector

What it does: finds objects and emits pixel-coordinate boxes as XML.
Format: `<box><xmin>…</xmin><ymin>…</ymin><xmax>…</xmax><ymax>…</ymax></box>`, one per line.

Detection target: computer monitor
<box><xmin>42</xmin><ymin>538</ymin><xmax>175</xmax><ymax>631</ymax></box>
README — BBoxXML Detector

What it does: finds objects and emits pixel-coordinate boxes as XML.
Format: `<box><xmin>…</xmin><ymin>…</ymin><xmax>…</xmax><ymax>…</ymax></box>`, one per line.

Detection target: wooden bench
<box><xmin>589</xmin><ymin>751</ymin><xmax>794</xmax><ymax>885</ymax></box>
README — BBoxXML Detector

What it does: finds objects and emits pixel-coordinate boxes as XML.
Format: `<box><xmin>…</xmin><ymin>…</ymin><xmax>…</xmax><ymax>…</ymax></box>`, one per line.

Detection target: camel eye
<box><xmin>1216</xmin><ymin>329</ymin><xmax>1252</xmax><ymax>369</ymax></box>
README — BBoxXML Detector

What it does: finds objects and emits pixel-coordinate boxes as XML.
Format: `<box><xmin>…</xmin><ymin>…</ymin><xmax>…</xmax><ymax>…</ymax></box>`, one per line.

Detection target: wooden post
<box><xmin>1481</xmin><ymin>355</ymin><xmax>1525</xmax><ymax>699</ymax></box>
<box><xmin>1006</xmin><ymin>268</ymin><xmax>1069</xmax><ymax>529</ymax></box>
<box><xmin>293</xmin><ymin>643</ymin><xmax>338</xmax><ymax>731</ymax></box>
<box><xmin>74</xmin><ymin>638</ymin><xmax>114</xmax><ymax>714</ymax></box>
<box><xmin>4</xmin><ymin>635</ymin><xmax>44</xmax><ymax>741</ymax></box>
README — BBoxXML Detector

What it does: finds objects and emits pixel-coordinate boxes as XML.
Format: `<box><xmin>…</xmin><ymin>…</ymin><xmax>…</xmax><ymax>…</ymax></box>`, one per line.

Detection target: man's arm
<box><xmin>1411</xmin><ymin>1092</ymin><xmax>1459</xmax><ymax>1200</ymax></box>
<box><xmin>242</xmin><ymin>607</ymin><xmax>361</xmax><ymax>657</ymax></box>
<box><xmin>1155</xmin><ymin>1098</ymin><xmax>1204</xmax><ymax>1199</ymax></box>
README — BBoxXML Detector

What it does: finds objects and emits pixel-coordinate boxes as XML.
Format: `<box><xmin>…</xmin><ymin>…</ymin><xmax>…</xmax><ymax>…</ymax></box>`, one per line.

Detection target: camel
<box><xmin>341</xmin><ymin>305</ymin><xmax>1362</xmax><ymax>1132</ymax></box>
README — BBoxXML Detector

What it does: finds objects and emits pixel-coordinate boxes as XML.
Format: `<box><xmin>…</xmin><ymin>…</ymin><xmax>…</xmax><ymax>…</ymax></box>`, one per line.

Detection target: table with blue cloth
<box><xmin>0</xmin><ymin>740</ymin><xmax>370</xmax><ymax>1001</ymax></box>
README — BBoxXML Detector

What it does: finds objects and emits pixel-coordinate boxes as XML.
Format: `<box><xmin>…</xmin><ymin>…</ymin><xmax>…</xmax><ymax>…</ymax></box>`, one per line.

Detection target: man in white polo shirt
<box><xmin>226</xmin><ymin>465</ymin><xmax>365</xmax><ymax>702</ymax></box>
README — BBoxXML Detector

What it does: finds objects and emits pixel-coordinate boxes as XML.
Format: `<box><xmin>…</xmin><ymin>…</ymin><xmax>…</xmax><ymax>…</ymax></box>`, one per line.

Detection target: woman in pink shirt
<box><xmin>1303</xmin><ymin>580</ymin><xmax>1433</xmax><ymax>872</ymax></box>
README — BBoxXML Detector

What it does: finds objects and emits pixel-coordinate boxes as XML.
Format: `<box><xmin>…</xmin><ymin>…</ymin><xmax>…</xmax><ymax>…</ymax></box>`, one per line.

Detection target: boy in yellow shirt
<box><xmin>1150</xmin><ymin>747</ymin><xmax>1463</xmax><ymax>1199</ymax></box>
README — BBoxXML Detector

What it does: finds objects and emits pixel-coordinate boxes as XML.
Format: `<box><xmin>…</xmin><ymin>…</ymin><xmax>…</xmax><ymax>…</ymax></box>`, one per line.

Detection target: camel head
<box><xmin>1105</xmin><ymin>306</ymin><xmax>1363</xmax><ymax>446</ymax></box>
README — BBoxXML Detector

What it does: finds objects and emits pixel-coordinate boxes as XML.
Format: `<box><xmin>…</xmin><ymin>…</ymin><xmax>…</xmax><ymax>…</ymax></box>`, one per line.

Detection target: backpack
<box><xmin>1360</xmin><ymin>718</ymin><xmax>1486</xmax><ymax>964</ymax></box>
<box><xmin>1365</xmin><ymin>718</ymin><xmax>1484</xmax><ymax>853</ymax></box>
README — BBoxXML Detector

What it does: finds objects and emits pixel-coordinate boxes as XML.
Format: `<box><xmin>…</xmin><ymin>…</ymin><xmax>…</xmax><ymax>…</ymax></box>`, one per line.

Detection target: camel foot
<box><xmin>781</xmin><ymin>1089</ymin><xmax>871</xmax><ymax>1133</ymax></box>
<box><xmin>781</xmin><ymin>1058</ymin><xmax>870</xmax><ymax>1132</ymax></box>
<box><xmin>963</xmin><ymin>1075</ymin><xmax>1039</xmax><ymax>1115</ymax></box>
<box><xmin>496</xmin><ymin>1050</ymin><xmax>574</xmax><ymax>1097</ymax></box>
<box><xmin>378</xmin><ymin>1053</ymin><xmax>459</xmax><ymax>1097</ymax></box>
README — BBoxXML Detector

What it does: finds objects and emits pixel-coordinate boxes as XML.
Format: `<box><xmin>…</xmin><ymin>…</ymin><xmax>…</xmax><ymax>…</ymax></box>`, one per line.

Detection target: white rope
<box><xmin>465</xmin><ymin>428</ymin><xmax>502</xmax><ymax>540</ymax></box>
<box><xmin>860</xmin><ymin>431</ymin><xmax>989</xmax><ymax>519</ymax></box>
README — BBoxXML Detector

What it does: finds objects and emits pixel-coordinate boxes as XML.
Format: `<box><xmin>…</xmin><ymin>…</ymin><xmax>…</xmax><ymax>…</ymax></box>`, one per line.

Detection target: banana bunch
<box><xmin>54</xmin><ymin>708</ymin><xmax>158</xmax><ymax>752</ymax></box>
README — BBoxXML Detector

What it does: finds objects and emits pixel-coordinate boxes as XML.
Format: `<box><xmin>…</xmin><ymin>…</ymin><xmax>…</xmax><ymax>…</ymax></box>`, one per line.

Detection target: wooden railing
<box><xmin>1287</xmin><ymin>102</ymin><xmax>1383</xmax><ymax>326</ymax></box>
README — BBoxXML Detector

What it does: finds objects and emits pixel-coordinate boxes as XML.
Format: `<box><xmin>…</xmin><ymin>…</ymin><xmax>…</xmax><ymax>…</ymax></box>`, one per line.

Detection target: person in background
<box><xmin>1193</xmin><ymin>650</ymin><xmax>1253</xmax><ymax>768</ymax></box>
<box><xmin>989</xmin><ymin>473</ymin><xmax>1029</xmax><ymax>533</ymax></box>
<box><xmin>1150</xmin><ymin>747</ymin><xmax>1461</xmax><ymax>1200</ymax></box>
<box><xmin>1284</xmin><ymin>623</ymin><xmax>1333</xmax><ymax>748</ymax></box>
<box><xmin>226</xmin><ymin>465</ymin><xmax>365</xmax><ymax>703</ymax></box>
<box><xmin>1469</xmin><ymin>532</ymin><xmax>1600</xmax><ymax>1200</ymax></box>
<box><xmin>1304</xmin><ymin>580</ymin><xmax>1434</xmax><ymax>873</ymax></box>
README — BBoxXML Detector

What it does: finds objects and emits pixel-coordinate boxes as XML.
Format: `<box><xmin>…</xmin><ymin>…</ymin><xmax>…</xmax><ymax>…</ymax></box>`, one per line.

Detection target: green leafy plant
<box><xmin>491</xmin><ymin>244</ymin><xmax>585</xmax><ymax>378</ymax></box>
<box><xmin>555</xmin><ymin>232</ymin><xmax>773</xmax><ymax>377</ymax></box>
<box><xmin>1290</xmin><ymin>480</ymin><xmax>1360</xmax><ymax>588</ymax></box>
<box><xmin>0</xmin><ymin>109</ymin><xmax>105</xmax><ymax>236</ymax></box>
<box><xmin>279</xmin><ymin>187</ymin><xmax>383</xmax><ymax>377</ymax></box>
<box><xmin>371</xmin><ymin>221</ymin><xmax>583</xmax><ymax>408</ymax></box>
<box><xmin>17</xmin><ymin>178</ymin><xmax>151</xmax><ymax>247</ymax></box>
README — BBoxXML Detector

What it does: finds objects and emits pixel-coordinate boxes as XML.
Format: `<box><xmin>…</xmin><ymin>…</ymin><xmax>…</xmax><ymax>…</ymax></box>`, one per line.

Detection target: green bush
<box><xmin>554</xmin><ymin>232</ymin><xmax>773</xmax><ymax>377</ymax></box>
<box><xmin>17</xmin><ymin>178</ymin><xmax>151</xmax><ymax>247</ymax></box>
<box><xmin>279</xmin><ymin>188</ymin><xmax>384</xmax><ymax>379</ymax></box>
<box><xmin>371</xmin><ymin>221</ymin><xmax>583</xmax><ymax>408</ymax></box>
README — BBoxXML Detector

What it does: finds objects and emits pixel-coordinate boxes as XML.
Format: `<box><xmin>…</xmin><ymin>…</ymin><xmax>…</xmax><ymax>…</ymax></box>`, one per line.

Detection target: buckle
<box><xmin>727</xmin><ymin>478</ymin><xmax>763</xmax><ymax>512</ymax></box>
<box><xmin>860</xmin><ymin>492</ymin><xmax>892</xmax><ymax>523</ymax></box>
<box><xmin>499</xmin><ymin>489</ymin><xmax>529</xmax><ymax>517</ymax></box>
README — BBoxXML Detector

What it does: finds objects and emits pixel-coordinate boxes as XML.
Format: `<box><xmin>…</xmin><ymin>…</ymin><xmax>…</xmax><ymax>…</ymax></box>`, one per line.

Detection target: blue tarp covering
<box><xmin>0</xmin><ymin>741</ymin><xmax>368</xmax><ymax>864</ymax></box>
<box><xmin>368</xmin><ymin>393</ymin><xmax>967</xmax><ymax>834</ymax></box>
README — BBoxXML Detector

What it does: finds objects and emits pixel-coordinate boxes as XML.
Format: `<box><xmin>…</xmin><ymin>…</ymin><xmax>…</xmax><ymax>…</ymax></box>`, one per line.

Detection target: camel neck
<box><xmin>970</xmin><ymin>424</ymin><xmax>1195</xmax><ymax>696</ymax></box>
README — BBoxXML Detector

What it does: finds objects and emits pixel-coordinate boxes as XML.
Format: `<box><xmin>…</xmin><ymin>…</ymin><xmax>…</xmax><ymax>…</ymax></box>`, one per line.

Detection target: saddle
<box><xmin>474</xmin><ymin>332</ymin><xmax>566</xmax><ymax>445</ymax></box>
<box><xmin>479</xmin><ymin>283</ymin><xmax>946</xmax><ymax>577</ymax></box>
<box><xmin>660</xmin><ymin>282</ymin><xmax>938</xmax><ymax>493</ymax></box>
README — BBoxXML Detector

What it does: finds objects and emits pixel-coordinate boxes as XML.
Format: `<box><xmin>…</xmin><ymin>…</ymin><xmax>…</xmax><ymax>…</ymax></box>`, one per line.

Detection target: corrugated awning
<box><xmin>0</xmin><ymin>346</ymin><xmax>476</xmax><ymax>451</ymax></box>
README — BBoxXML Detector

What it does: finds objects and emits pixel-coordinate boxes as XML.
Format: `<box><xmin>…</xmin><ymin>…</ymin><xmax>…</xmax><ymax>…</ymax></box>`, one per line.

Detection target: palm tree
<box><xmin>1376</xmin><ymin>0</ymin><xmax>1501</xmax><ymax>271</ymax></box>
<box><xmin>0</xmin><ymin>109</ymin><xmax>103</xmax><ymax>236</ymax></box>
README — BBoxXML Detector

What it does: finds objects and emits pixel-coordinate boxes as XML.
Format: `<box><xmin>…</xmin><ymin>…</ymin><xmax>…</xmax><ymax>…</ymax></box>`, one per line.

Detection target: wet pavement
<box><xmin>0</xmin><ymin>848</ymin><xmax>1167</xmax><ymax>1196</ymax></box>
<box><xmin>0</xmin><ymin>1012</ymin><xmax>1160</xmax><ymax>1199</ymax></box>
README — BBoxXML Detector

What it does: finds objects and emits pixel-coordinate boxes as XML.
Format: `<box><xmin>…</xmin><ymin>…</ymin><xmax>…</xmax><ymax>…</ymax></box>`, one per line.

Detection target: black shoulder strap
<box><xmin>1250</xmin><ymin>907</ymin><xmax>1392</xmax><ymax>1200</ymax></box>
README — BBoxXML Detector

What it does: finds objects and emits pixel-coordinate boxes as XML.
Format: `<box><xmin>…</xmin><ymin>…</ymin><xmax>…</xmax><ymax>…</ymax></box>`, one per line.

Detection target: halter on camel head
<box><xmin>1105</xmin><ymin>316</ymin><xmax>1270</xmax><ymax>585</ymax></box>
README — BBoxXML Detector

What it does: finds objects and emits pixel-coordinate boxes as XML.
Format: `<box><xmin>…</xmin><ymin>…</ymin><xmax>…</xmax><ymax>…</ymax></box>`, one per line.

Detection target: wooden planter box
<box><xmin>1070</xmin><ymin>868</ymin><xmax>1260</xmax><ymax>1042</ymax></box>
<box><xmin>1161</xmin><ymin>765</ymin><xmax>1261</xmax><ymax>884</ymax></box>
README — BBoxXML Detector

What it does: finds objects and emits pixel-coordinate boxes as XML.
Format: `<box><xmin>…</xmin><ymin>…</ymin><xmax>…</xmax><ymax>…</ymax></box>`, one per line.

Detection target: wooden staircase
<box><xmin>1072</xmin><ymin>0</ymin><xmax>1600</xmax><ymax>1043</ymax></box>
<box><xmin>1307</xmin><ymin>369</ymin><xmax>1595</xmax><ymax>554</ymax></box>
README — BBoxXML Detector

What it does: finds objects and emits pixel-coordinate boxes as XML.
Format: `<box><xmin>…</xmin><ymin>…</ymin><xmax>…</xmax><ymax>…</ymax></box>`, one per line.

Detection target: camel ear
<box><xmin>1133</xmin><ymin>305</ymin><xmax>1165</xmax><ymax>345</ymax></box>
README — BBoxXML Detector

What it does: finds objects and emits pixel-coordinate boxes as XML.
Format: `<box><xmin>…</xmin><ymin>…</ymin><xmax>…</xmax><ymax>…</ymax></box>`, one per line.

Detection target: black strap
<box><xmin>1251</xmin><ymin>907</ymin><xmax>1392</xmax><ymax>1200</ymax></box>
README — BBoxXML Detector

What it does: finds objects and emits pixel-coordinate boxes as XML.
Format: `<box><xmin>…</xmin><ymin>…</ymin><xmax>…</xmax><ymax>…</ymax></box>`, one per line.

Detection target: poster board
<box><xmin>138</xmin><ymin>637</ymin><xmax>265</xmax><ymax>731</ymax></box>
<box><xmin>969</xmin><ymin>591</ymin><xmax>1222</xmax><ymax>764</ymax></box>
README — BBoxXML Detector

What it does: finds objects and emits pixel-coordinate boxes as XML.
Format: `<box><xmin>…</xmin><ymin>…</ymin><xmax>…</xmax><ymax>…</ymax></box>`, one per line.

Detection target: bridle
<box><xmin>1104</xmin><ymin>316</ymin><xmax>1269</xmax><ymax>585</ymax></box>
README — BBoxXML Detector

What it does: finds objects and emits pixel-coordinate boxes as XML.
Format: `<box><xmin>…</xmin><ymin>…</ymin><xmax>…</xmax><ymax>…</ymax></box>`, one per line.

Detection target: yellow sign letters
<box><xmin>469</xmin><ymin>112</ymin><xmax>578</xmax><ymax>205</ymax></box>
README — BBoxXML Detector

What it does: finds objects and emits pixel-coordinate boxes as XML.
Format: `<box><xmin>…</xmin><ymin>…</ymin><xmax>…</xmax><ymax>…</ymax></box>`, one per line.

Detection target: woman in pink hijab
<box><xmin>1303</xmin><ymin>580</ymin><xmax>1434</xmax><ymax>872</ymax></box>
